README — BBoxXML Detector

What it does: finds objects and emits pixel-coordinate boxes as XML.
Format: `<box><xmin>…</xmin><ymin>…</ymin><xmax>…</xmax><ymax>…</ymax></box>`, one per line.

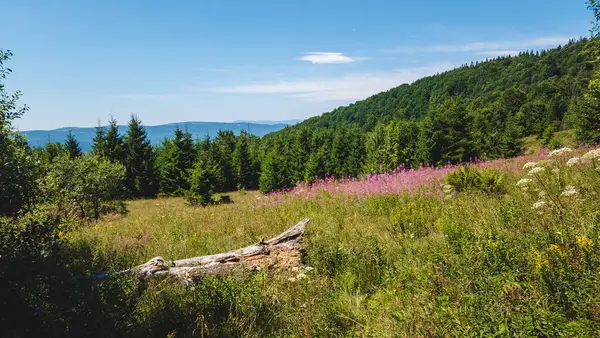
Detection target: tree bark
<box><xmin>97</xmin><ymin>218</ymin><xmax>309</xmax><ymax>283</ymax></box>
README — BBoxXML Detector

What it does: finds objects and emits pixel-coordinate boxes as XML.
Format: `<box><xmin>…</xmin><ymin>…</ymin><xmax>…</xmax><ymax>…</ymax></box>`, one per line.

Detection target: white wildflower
<box><xmin>560</xmin><ymin>186</ymin><xmax>579</xmax><ymax>197</ymax></box>
<box><xmin>523</xmin><ymin>162</ymin><xmax>538</xmax><ymax>171</ymax></box>
<box><xmin>538</xmin><ymin>191</ymin><xmax>547</xmax><ymax>198</ymax></box>
<box><xmin>528</xmin><ymin>167</ymin><xmax>545</xmax><ymax>176</ymax></box>
<box><xmin>288</xmin><ymin>277</ymin><xmax>297</xmax><ymax>283</ymax></box>
<box><xmin>291</xmin><ymin>266</ymin><xmax>299</xmax><ymax>273</ymax></box>
<box><xmin>582</xmin><ymin>148</ymin><xmax>600</xmax><ymax>160</ymax></box>
<box><xmin>443</xmin><ymin>185</ymin><xmax>454</xmax><ymax>194</ymax></box>
<box><xmin>548</xmin><ymin>147</ymin><xmax>573</xmax><ymax>158</ymax></box>
<box><xmin>304</xmin><ymin>266</ymin><xmax>314</xmax><ymax>273</ymax></box>
<box><xmin>410</xmin><ymin>233</ymin><xmax>415</xmax><ymax>239</ymax></box>
<box><xmin>532</xmin><ymin>201</ymin><xmax>547</xmax><ymax>209</ymax></box>
<box><xmin>296</xmin><ymin>273</ymin><xmax>307</xmax><ymax>280</ymax></box>
<box><xmin>567</xmin><ymin>157</ymin><xmax>581</xmax><ymax>167</ymax></box>
<box><xmin>516</xmin><ymin>178</ymin><xmax>532</xmax><ymax>187</ymax></box>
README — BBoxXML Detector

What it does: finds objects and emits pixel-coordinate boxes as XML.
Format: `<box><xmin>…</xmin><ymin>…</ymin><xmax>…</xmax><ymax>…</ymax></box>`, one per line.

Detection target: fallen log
<box><xmin>96</xmin><ymin>218</ymin><xmax>309</xmax><ymax>283</ymax></box>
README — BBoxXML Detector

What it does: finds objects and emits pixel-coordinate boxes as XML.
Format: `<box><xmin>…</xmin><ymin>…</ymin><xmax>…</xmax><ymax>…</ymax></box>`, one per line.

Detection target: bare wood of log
<box><xmin>96</xmin><ymin>218</ymin><xmax>309</xmax><ymax>283</ymax></box>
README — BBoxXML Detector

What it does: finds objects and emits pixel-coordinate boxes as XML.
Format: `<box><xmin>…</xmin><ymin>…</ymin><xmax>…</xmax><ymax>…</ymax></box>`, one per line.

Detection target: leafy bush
<box><xmin>445</xmin><ymin>166</ymin><xmax>506</xmax><ymax>195</ymax></box>
<box><xmin>39</xmin><ymin>154</ymin><xmax>127</xmax><ymax>220</ymax></box>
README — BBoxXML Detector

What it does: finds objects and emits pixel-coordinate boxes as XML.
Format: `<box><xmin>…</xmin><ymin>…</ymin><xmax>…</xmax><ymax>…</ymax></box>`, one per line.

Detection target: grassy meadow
<box><xmin>69</xmin><ymin>146</ymin><xmax>600</xmax><ymax>337</ymax></box>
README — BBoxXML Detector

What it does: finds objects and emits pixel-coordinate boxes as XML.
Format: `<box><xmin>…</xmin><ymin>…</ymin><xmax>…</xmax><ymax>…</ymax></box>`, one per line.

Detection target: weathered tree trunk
<box><xmin>98</xmin><ymin>218</ymin><xmax>309</xmax><ymax>283</ymax></box>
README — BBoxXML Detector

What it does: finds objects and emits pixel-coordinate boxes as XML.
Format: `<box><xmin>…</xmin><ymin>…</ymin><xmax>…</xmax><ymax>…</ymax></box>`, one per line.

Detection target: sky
<box><xmin>1</xmin><ymin>0</ymin><xmax>594</xmax><ymax>131</ymax></box>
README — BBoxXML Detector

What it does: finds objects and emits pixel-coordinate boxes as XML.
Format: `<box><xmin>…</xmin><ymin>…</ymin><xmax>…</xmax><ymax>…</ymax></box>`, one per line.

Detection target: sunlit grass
<box><xmin>70</xmin><ymin>147</ymin><xmax>600</xmax><ymax>336</ymax></box>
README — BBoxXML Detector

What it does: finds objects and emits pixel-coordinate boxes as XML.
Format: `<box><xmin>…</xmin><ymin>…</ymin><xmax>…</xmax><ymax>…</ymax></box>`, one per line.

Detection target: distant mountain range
<box><xmin>21</xmin><ymin>121</ymin><xmax>299</xmax><ymax>152</ymax></box>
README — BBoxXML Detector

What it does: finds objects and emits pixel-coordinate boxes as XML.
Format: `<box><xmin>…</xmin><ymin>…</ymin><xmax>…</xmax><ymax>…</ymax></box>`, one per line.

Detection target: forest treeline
<box><xmin>30</xmin><ymin>37</ymin><xmax>600</xmax><ymax>201</ymax></box>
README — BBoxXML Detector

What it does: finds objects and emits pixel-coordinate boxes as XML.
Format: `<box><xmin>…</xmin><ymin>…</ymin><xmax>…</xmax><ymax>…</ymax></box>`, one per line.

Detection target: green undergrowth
<box><xmin>58</xmin><ymin>150</ymin><xmax>600</xmax><ymax>336</ymax></box>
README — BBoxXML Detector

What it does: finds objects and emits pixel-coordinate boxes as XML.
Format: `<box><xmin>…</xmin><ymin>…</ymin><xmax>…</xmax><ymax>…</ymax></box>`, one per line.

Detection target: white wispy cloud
<box><xmin>391</xmin><ymin>36</ymin><xmax>575</xmax><ymax>54</ymax></box>
<box><xmin>297</xmin><ymin>52</ymin><xmax>367</xmax><ymax>64</ymax></box>
<box><xmin>210</xmin><ymin>63</ymin><xmax>454</xmax><ymax>101</ymax></box>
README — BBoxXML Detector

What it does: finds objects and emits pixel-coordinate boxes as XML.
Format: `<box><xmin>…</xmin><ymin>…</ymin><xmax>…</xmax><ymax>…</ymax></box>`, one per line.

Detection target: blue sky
<box><xmin>1</xmin><ymin>0</ymin><xmax>593</xmax><ymax>130</ymax></box>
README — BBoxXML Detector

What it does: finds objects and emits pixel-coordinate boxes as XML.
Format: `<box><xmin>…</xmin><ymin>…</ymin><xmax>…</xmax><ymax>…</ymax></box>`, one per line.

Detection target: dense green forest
<box><xmin>26</xmin><ymin>35</ymin><xmax>600</xmax><ymax>200</ymax></box>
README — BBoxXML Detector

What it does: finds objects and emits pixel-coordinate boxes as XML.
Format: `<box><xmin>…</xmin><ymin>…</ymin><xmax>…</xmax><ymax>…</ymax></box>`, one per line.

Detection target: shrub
<box><xmin>445</xmin><ymin>166</ymin><xmax>505</xmax><ymax>195</ymax></box>
<box><xmin>39</xmin><ymin>154</ymin><xmax>127</xmax><ymax>220</ymax></box>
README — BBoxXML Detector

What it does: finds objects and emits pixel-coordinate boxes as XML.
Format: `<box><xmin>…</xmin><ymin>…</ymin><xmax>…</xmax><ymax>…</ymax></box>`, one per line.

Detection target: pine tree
<box><xmin>91</xmin><ymin>121</ymin><xmax>107</xmax><ymax>157</ymax></box>
<box><xmin>105</xmin><ymin>117</ymin><xmax>124</xmax><ymax>163</ymax></box>
<box><xmin>64</xmin><ymin>130</ymin><xmax>82</xmax><ymax>158</ymax></box>
<box><xmin>186</xmin><ymin>155</ymin><xmax>223</xmax><ymax>206</ymax></box>
<box><xmin>123</xmin><ymin>115</ymin><xmax>158</xmax><ymax>198</ymax></box>
<box><xmin>232</xmin><ymin>130</ymin><xmax>252</xmax><ymax>189</ymax></box>
<box><xmin>259</xmin><ymin>149</ymin><xmax>291</xmax><ymax>193</ymax></box>
<box><xmin>156</xmin><ymin>127</ymin><xmax>197</xmax><ymax>195</ymax></box>
<box><xmin>290</xmin><ymin>129</ymin><xmax>310</xmax><ymax>182</ymax></box>
<box><xmin>212</xmin><ymin>130</ymin><xmax>237</xmax><ymax>191</ymax></box>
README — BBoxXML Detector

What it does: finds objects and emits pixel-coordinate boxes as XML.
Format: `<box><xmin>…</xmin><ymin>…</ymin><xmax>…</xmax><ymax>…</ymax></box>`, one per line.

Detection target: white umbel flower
<box><xmin>560</xmin><ymin>186</ymin><xmax>579</xmax><ymax>197</ymax></box>
<box><xmin>582</xmin><ymin>148</ymin><xmax>600</xmax><ymax>160</ymax></box>
<box><xmin>523</xmin><ymin>162</ymin><xmax>538</xmax><ymax>171</ymax></box>
<box><xmin>516</xmin><ymin>178</ymin><xmax>532</xmax><ymax>187</ymax></box>
<box><xmin>532</xmin><ymin>201</ymin><xmax>547</xmax><ymax>209</ymax></box>
<box><xmin>548</xmin><ymin>147</ymin><xmax>573</xmax><ymax>158</ymax></box>
<box><xmin>528</xmin><ymin>167</ymin><xmax>545</xmax><ymax>176</ymax></box>
<box><xmin>567</xmin><ymin>157</ymin><xmax>581</xmax><ymax>167</ymax></box>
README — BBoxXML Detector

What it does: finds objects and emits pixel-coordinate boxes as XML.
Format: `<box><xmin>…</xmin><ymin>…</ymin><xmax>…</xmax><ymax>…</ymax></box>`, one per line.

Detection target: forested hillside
<box><xmin>26</xmin><ymin>37</ymin><xmax>600</xmax><ymax>199</ymax></box>
<box><xmin>257</xmin><ymin>37</ymin><xmax>599</xmax><ymax>191</ymax></box>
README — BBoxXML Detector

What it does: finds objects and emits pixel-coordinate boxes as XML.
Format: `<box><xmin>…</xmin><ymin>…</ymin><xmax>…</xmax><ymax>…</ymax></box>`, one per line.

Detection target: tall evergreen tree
<box><xmin>123</xmin><ymin>115</ymin><xmax>158</xmax><ymax>198</ymax></box>
<box><xmin>232</xmin><ymin>130</ymin><xmax>253</xmax><ymax>190</ymax></box>
<box><xmin>103</xmin><ymin>117</ymin><xmax>124</xmax><ymax>163</ymax></box>
<box><xmin>64</xmin><ymin>130</ymin><xmax>82</xmax><ymax>158</ymax></box>
<box><xmin>212</xmin><ymin>130</ymin><xmax>237</xmax><ymax>191</ymax></box>
<box><xmin>91</xmin><ymin>120</ymin><xmax>107</xmax><ymax>157</ymax></box>
<box><xmin>156</xmin><ymin>127</ymin><xmax>196</xmax><ymax>195</ymax></box>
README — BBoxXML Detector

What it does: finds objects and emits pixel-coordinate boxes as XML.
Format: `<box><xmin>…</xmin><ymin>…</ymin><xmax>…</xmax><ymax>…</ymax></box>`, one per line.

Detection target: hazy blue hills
<box><xmin>21</xmin><ymin>121</ymin><xmax>298</xmax><ymax>152</ymax></box>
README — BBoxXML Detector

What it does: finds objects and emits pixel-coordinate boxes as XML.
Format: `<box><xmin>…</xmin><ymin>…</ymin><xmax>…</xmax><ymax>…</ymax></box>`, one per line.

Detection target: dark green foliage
<box><xmin>576</xmin><ymin>75</ymin><xmax>600</xmax><ymax>143</ymax></box>
<box><xmin>232</xmin><ymin>130</ymin><xmax>257</xmax><ymax>189</ymax></box>
<box><xmin>156</xmin><ymin>126</ymin><xmax>196</xmax><ymax>196</ymax></box>
<box><xmin>213</xmin><ymin>130</ymin><xmax>238</xmax><ymax>191</ymax></box>
<box><xmin>64</xmin><ymin>130</ymin><xmax>82</xmax><ymax>158</ymax></box>
<box><xmin>123</xmin><ymin>115</ymin><xmax>159</xmax><ymax>198</ymax></box>
<box><xmin>259</xmin><ymin>148</ymin><xmax>292</xmax><ymax>193</ymax></box>
<box><xmin>446</xmin><ymin>166</ymin><xmax>506</xmax><ymax>195</ymax></box>
<box><xmin>186</xmin><ymin>156</ymin><xmax>224</xmax><ymax>206</ymax></box>
<box><xmin>92</xmin><ymin>117</ymin><xmax>124</xmax><ymax>163</ymax></box>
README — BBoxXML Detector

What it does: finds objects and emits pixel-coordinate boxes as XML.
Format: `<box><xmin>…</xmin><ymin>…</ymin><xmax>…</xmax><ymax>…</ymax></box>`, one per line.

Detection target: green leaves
<box><xmin>39</xmin><ymin>154</ymin><xmax>126</xmax><ymax>220</ymax></box>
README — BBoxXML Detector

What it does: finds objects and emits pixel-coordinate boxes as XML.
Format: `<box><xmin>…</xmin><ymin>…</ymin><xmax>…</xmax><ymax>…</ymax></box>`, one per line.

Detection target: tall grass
<box><xmin>69</xmin><ymin>147</ymin><xmax>600</xmax><ymax>336</ymax></box>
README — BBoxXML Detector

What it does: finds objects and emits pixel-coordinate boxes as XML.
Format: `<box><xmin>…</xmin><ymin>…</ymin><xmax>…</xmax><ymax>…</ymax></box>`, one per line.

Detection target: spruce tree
<box><xmin>104</xmin><ymin>117</ymin><xmax>124</xmax><ymax>163</ymax></box>
<box><xmin>187</xmin><ymin>155</ymin><xmax>223</xmax><ymax>206</ymax></box>
<box><xmin>64</xmin><ymin>130</ymin><xmax>82</xmax><ymax>158</ymax></box>
<box><xmin>212</xmin><ymin>130</ymin><xmax>237</xmax><ymax>191</ymax></box>
<box><xmin>123</xmin><ymin>115</ymin><xmax>158</xmax><ymax>198</ymax></box>
<box><xmin>259</xmin><ymin>149</ymin><xmax>291</xmax><ymax>193</ymax></box>
<box><xmin>157</xmin><ymin>127</ymin><xmax>196</xmax><ymax>195</ymax></box>
<box><xmin>91</xmin><ymin>121</ymin><xmax>107</xmax><ymax>157</ymax></box>
<box><xmin>232</xmin><ymin>130</ymin><xmax>252</xmax><ymax>190</ymax></box>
